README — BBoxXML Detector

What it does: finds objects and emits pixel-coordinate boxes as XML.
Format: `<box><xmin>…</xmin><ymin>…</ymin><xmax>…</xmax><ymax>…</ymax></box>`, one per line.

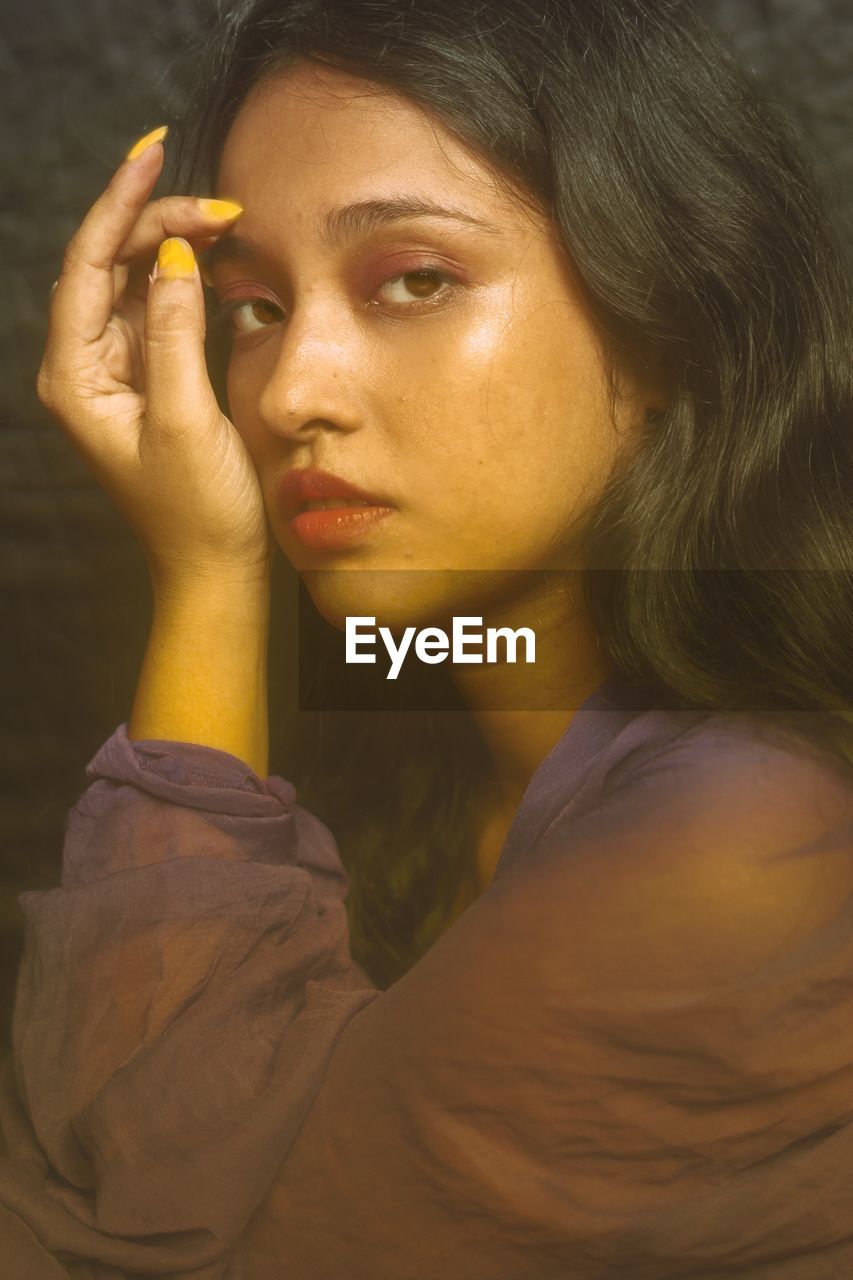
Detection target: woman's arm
<box><xmin>129</xmin><ymin>570</ymin><xmax>271</xmax><ymax>777</ymax></box>
<box><xmin>0</xmin><ymin>719</ymin><xmax>378</xmax><ymax>1278</ymax></box>
<box><xmin>2</xmin><ymin>715</ymin><xmax>852</xmax><ymax>1278</ymax></box>
<box><xmin>243</xmin><ymin>728</ymin><xmax>853</xmax><ymax>1280</ymax></box>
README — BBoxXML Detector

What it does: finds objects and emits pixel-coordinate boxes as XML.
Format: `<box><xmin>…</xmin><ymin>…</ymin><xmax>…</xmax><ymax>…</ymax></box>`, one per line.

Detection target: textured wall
<box><xmin>0</xmin><ymin>0</ymin><xmax>851</xmax><ymax>1049</ymax></box>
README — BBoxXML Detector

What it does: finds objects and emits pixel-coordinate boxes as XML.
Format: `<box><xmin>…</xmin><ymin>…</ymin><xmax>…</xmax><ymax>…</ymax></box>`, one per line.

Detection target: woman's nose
<box><xmin>254</xmin><ymin>307</ymin><xmax>366</xmax><ymax>441</ymax></box>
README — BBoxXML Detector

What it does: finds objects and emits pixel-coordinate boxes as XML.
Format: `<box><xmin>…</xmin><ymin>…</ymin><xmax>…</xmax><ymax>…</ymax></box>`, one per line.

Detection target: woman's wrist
<box><xmin>129</xmin><ymin>571</ymin><xmax>271</xmax><ymax>777</ymax></box>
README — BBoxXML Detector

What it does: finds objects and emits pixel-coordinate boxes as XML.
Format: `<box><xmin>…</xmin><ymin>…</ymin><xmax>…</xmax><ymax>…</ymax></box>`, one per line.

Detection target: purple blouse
<box><xmin>1</xmin><ymin>674</ymin><xmax>852</xmax><ymax>1278</ymax></box>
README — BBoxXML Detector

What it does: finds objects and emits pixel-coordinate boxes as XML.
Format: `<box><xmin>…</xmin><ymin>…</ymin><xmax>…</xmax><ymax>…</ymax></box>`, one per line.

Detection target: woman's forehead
<box><xmin>216</xmin><ymin>61</ymin><xmax>523</xmax><ymax>220</ymax></box>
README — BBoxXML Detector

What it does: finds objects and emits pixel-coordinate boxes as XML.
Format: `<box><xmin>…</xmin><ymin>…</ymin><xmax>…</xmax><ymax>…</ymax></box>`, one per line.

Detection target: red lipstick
<box><xmin>277</xmin><ymin>468</ymin><xmax>395</xmax><ymax>551</ymax></box>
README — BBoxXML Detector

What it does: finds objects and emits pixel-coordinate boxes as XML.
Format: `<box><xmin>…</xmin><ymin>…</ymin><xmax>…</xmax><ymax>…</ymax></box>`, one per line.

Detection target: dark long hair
<box><xmin>176</xmin><ymin>0</ymin><xmax>853</xmax><ymax>988</ymax></box>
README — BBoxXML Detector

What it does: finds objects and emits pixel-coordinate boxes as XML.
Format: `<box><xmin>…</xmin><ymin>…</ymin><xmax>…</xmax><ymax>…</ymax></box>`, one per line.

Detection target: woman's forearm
<box><xmin>128</xmin><ymin>571</ymin><xmax>271</xmax><ymax>777</ymax></box>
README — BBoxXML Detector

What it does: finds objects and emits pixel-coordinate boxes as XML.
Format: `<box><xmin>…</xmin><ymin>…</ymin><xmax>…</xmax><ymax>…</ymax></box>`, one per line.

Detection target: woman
<box><xmin>1</xmin><ymin>0</ymin><xmax>852</xmax><ymax>1275</ymax></box>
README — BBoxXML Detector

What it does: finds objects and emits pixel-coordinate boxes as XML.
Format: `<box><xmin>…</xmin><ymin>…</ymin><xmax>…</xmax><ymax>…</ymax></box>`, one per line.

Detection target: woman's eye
<box><xmin>225</xmin><ymin>298</ymin><xmax>284</xmax><ymax>334</ymax></box>
<box><xmin>375</xmin><ymin>269</ymin><xmax>453</xmax><ymax>307</ymax></box>
<box><xmin>216</xmin><ymin>270</ymin><xmax>456</xmax><ymax>332</ymax></box>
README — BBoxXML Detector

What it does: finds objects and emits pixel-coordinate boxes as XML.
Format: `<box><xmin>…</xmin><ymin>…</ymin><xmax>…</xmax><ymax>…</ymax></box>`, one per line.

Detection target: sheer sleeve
<box><xmin>0</xmin><ymin>725</ymin><xmax>378</xmax><ymax>1279</ymax></box>
<box><xmin>1</xmin><ymin>717</ymin><xmax>852</xmax><ymax>1280</ymax></box>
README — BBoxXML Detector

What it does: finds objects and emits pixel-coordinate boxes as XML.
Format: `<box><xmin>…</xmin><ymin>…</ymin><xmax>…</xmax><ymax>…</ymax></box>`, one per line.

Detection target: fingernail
<box><xmin>197</xmin><ymin>198</ymin><xmax>244</xmax><ymax>221</ymax></box>
<box><xmin>155</xmin><ymin>238</ymin><xmax>196</xmax><ymax>280</ymax></box>
<box><xmin>126</xmin><ymin>125</ymin><xmax>169</xmax><ymax>161</ymax></box>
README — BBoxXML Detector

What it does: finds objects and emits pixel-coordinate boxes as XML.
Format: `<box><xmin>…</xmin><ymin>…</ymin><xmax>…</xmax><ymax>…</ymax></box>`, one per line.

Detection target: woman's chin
<box><xmin>299</xmin><ymin>567</ymin><xmax>549</xmax><ymax>653</ymax></box>
<box><xmin>299</xmin><ymin>568</ymin><xmax>441</xmax><ymax>633</ymax></box>
<box><xmin>297</xmin><ymin>565</ymin><xmax>515</xmax><ymax>634</ymax></box>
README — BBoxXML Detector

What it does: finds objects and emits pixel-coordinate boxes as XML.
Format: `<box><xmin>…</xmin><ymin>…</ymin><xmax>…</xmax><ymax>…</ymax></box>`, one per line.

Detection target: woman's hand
<box><xmin>37</xmin><ymin>127</ymin><xmax>271</xmax><ymax>590</ymax></box>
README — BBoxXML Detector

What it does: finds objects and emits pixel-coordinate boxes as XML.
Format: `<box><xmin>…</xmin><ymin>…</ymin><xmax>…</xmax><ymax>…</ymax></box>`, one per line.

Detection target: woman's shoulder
<box><xmin>591</xmin><ymin>702</ymin><xmax>853</xmax><ymax>902</ymax></box>
<box><xmin>491</xmin><ymin>700</ymin><xmax>853</xmax><ymax>995</ymax></box>
<box><xmin>496</xmin><ymin>681</ymin><xmax>853</xmax><ymax>890</ymax></box>
<box><xmin>596</xmin><ymin>698</ymin><xmax>853</xmax><ymax>820</ymax></box>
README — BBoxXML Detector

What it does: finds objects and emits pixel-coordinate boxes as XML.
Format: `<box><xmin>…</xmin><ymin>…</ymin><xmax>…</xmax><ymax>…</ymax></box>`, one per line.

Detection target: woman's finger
<box><xmin>143</xmin><ymin>238</ymin><xmax>223</xmax><ymax>439</ymax></box>
<box><xmin>114</xmin><ymin>197</ymin><xmax>244</xmax><ymax>266</ymax></box>
<box><xmin>48</xmin><ymin>130</ymin><xmax>168</xmax><ymax>349</ymax></box>
<box><xmin>112</xmin><ymin>261</ymin><xmax>131</xmax><ymax>310</ymax></box>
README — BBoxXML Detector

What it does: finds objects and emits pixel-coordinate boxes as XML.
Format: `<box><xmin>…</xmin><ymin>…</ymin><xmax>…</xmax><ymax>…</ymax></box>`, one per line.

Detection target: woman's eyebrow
<box><xmin>204</xmin><ymin>196</ymin><xmax>504</xmax><ymax>272</ymax></box>
<box><xmin>320</xmin><ymin>197</ymin><xmax>505</xmax><ymax>244</ymax></box>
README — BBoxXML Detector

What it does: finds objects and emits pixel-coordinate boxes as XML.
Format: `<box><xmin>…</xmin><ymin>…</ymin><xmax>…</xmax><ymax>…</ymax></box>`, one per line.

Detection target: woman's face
<box><xmin>212</xmin><ymin>62</ymin><xmax>653</xmax><ymax>628</ymax></box>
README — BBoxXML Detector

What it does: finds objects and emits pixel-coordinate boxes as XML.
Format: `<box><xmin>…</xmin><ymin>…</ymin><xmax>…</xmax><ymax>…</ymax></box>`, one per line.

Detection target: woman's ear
<box><xmin>609</xmin><ymin>335</ymin><xmax>673</xmax><ymax>442</ymax></box>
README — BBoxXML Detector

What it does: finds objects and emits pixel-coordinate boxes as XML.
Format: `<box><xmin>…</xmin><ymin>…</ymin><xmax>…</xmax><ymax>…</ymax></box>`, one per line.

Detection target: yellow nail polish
<box><xmin>197</xmin><ymin>198</ymin><xmax>244</xmax><ymax>221</ymax></box>
<box><xmin>126</xmin><ymin>125</ymin><xmax>169</xmax><ymax>161</ymax></box>
<box><xmin>157</xmin><ymin>238</ymin><xmax>196</xmax><ymax>280</ymax></box>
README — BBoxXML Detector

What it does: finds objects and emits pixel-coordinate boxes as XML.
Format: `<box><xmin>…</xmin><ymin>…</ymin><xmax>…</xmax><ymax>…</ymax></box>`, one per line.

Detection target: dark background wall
<box><xmin>1</xmin><ymin>0</ymin><xmax>851</xmax><ymax>1053</ymax></box>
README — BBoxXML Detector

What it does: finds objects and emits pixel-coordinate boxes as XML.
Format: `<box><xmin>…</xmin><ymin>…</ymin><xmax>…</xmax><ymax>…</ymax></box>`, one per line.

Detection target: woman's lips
<box><xmin>288</xmin><ymin>504</ymin><xmax>395</xmax><ymax>550</ymax></box>
<box><xmin>276</xmin><ymin>467</ymin><xmax>396</xmax><ymax>550</ymax></box>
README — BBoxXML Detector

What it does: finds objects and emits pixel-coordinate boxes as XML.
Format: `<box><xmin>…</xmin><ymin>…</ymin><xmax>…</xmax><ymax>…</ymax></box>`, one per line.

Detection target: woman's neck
<box><xmin>449</xmin><ymin>577</ymin><xmax>611</xmax><ymax>805</ymax></box>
